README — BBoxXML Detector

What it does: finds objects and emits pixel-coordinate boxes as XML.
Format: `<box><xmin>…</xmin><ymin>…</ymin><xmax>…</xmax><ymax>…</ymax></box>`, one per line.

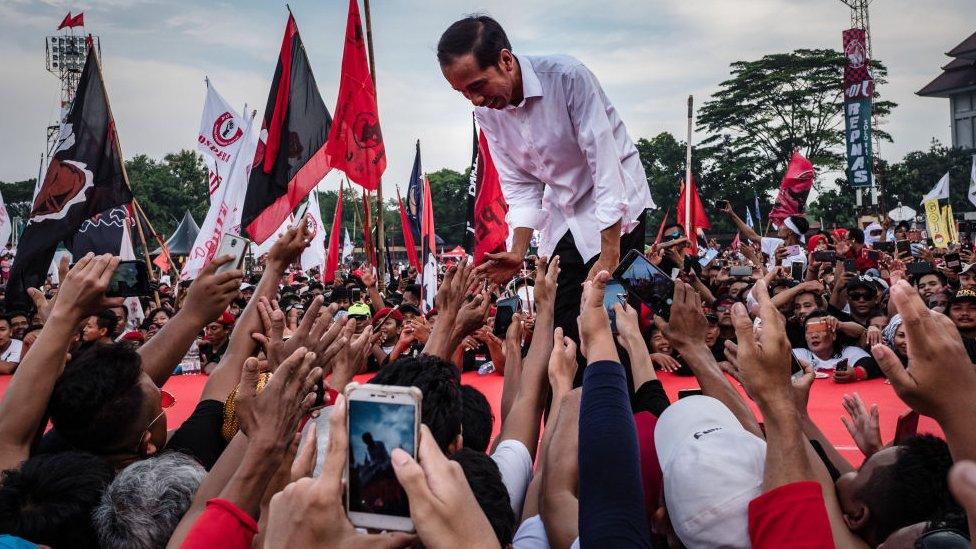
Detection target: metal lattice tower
<box><xmin>43</xmin><ymin>31</ymin><xmax>99</xmax><ymax>159</ymax></box>
<box><xmin>840</xmin><ymin>0</ymin><xmax>874</xmax><ymax>55</ymax></box>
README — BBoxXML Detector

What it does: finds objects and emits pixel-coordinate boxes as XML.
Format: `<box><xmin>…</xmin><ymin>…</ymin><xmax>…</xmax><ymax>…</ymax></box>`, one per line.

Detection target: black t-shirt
<box><xmin>200</xmin><ymin>339</ymin><xmax>229</xmax><ymax>367</ymax></box>
<box><xmin>37</xmin><ymin>398</ymin><xmax>227</xmax><ymax>470</ymax></box>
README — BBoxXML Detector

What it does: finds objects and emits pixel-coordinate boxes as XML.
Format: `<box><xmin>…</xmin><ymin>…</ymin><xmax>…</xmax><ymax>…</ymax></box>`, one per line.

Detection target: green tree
<box><xmin>0</xmin><ymin>178</ymin><xmax>38</xmax><ymax>220</ymax></box>
<box><xmin>884</xmin><ymin>140</ymin><xmax>976</xmax><ymax>214</ymax></box>
<box><xmin>127</xmin><ymin>150</ymin><xmax>210</xmax><ymax>235</ymax></box>
<box><xmin>698</xmin><ymin>49</ymin><xmax>896</xmax><ymax>202</ymax></box>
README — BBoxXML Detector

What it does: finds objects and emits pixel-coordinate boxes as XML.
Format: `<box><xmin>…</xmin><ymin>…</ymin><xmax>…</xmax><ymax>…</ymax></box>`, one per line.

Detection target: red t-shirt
<box><xmin>181</xmin><ymin>498</ymin><xmax>258</xmax><ymax>549</ymax></box>
<box><xmin>748</xmin><ymin>481</ymin><xmax>834</xmax><ymax>548</ymax></box>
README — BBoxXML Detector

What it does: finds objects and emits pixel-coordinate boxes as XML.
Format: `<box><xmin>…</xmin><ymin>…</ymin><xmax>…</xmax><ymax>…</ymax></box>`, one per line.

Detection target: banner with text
<box><xmin>842</xmin><ymin>28</ymin><xmax>874</xmax><ymax>189</ymax></box>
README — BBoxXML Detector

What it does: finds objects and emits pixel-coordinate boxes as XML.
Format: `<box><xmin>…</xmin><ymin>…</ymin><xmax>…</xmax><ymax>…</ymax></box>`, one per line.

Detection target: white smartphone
<box><xmin>291</xmin><ymin>201</ymin><xmax>310</xmax><ymax>228</ymax></box>
<box><xmin>214</xmin><ymin>233</ymin><xmax>250</xmax><ymax>274</ymax></box>
<box><xmin>345</xmin><ymin>383</ymin><xmax>421</xmax><ymax>533</ymax></box>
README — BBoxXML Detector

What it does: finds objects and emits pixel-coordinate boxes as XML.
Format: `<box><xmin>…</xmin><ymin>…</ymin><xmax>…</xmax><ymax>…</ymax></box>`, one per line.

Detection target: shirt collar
<box><xmin>508</xmin><ymin>54</ymin><xmax>542</xmax><ymax>109</ymax></box>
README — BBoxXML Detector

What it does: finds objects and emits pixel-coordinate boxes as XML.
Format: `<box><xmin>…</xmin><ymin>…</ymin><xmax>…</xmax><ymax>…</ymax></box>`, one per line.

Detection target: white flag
<box><xmin>341</xmin><ymin>228</ymin><xmax>354</xmax><ymax>263</ymax></box>
<box><xmin>745</xmin><ymin>206</ymin><xmax>754</xmax><ymax>229</ymax></box>
<box><xmin>182</xmin><ymin>109</ymin><xmax>257</xmax><ymax>281</ymax></box>
<box><xmin>119</xmin><ymin>216</ymin><xmax>145</xmax><ymax>330</ymax></box>
<box><xmin>921</xmin><ymin>172</ymin><xmax>951</xmax><ymax>205</ymax></box>
<box><xmin>300</xmin><ymin>192</ymin><xmax>326</xmax><ymax>275</ymax></box>
<box><xmin>252</xmin><ymin>214</ymin><xmax>291</xmax><ymax>258</ymax></box>
<box><xmin>197</xmin><ymin>80</ymin><xmax>247</xmax><ymax>197</ymax></box>
<box><xmin>968</xmin><ymin>156</ymin><xmax>976</xmax><ymax>208</ymax></box>
<box><xmin>0</xmin><ymin>189</ymin><xmax>11</xmax><ymax>249</ymax></box>
<box><xmin>422</xmin><ymin>254</ymin><xmax>438</xmax><ymax>313</ymax></box>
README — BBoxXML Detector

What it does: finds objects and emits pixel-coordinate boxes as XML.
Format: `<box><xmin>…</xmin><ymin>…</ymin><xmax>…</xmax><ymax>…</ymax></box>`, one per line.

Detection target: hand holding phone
<box><xmin>492</xmin><ymin>296</ymin><xmax>521</xmax><ymax>337</ymax></box>
<box><xmin>612</xmin><ymin>250</ymin><xmax>675</xmax><ymax>319</ymax></box>
<box><xmin>106</xmin><ymin>260</ymin><xmax>152</xmax><ymax>298</ymax></box>
<box><xmin>215</xmin><ymin>233</ymin><xmax>251</xmax><ymax>275</ymax></box>
<box><xmin>604</xmin><ymin>281</ymin><xmax>627</xmax><ymax>335</ymax></box>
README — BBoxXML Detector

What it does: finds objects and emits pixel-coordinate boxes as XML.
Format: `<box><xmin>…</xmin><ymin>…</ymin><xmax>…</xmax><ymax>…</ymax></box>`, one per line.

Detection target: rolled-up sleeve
<box><xmin>477</xmin><ymin>114</ymin><xmax>545</xmax><ymax>230</ymax></box>
<box><xmin>565</xmin><ymin>63</ymin><xmax>628</xmax><ymax>231</ymax></box>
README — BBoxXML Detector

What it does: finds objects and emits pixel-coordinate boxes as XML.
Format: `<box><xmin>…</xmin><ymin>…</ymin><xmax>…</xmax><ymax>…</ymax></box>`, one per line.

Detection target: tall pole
<box><xmin>685</xmin><ymin>95</ymin><xmax>693</xmax><ymax>235</ymax></box>
<box><xmin>362</xmin><ymin>0</ymin><xmax>386</xmax><ymax>285</ymax></box>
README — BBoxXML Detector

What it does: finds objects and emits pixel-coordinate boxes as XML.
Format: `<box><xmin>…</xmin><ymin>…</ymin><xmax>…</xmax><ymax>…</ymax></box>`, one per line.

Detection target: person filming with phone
<box><xmin>438</xmin><ymin>16</ymin><xmax>655</xmax><ymax>381</ymax></box>
<box><xmin>720</xmin><ymin>201</ymin><xmax>808</xmax><ymax>271</ymax></box>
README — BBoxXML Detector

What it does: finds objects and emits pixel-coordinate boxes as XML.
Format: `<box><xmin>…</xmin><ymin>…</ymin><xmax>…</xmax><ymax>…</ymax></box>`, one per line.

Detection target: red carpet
<box><xmin>0</xmin><ymin>370</ymin><xmax>940</xmax><ymax>466</ymax></box>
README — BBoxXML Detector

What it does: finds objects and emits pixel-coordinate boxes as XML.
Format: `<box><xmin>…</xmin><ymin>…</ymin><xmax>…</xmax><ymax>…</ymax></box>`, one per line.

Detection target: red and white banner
<box><xmin>182</xmin><ymin>111</ymin><xmax>258</xmax><ymax>281</ymax></box>
<box><xmin>300</xmin><ymin>191</ymin><xmax>326</xmax><ymax>275</ymax></box>
<box><xmin>197</xmin><ymin>80</ymin><xmax>247</xmax><ymax>196</ymax></box>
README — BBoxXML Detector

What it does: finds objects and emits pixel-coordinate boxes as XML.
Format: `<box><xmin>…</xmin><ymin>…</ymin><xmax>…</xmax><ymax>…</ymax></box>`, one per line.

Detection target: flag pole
<box><xmin>362</xmin><ymin>0</ymin><xmax>386</xmax><ymax>287</ymax></box>
<box><xmin>88</xmin><ymin>37</ymin><xmax>160</xmax><ymax>306</ymax></box>
<box><xmin>685</xmin><ymin>95</ymin><xmax>693</xmax><ymax>236</ymax></box>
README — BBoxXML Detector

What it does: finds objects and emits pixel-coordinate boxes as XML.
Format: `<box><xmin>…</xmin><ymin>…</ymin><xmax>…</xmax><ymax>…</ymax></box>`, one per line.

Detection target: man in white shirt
<box><xmin>721</xmin><ymin>203</ymin><xmax>809</xmax><ymax>271</ymax></box>
<box><xmin>437</xmin><ymin>16</ymin><xmax>655</xmax><ymax>380</ymax></box>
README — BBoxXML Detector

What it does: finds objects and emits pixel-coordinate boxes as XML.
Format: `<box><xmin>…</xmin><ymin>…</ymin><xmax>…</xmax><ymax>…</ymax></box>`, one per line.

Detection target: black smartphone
<box><xmin>896</xmin><ymin>240</ymin><xmax>911</xmax><ymax>256</ymax></box>
<box><xmin>678</xmin><ymin>388</ymin><xmax>703</xmax><ymax>399</ymax></box>
<box><xmin>612</xmin><ymin>249</ymin><xmax>675</xmax><ymax>319</ymax></box>
<box><xmin>812</xmin><ymin>250</ymin><xmax>836</xmax><ymax>263</ymax></box>
<box><xmin>492</xmin><ymin>296</ymin><xmax>522</xmax><ymax>337</ymax></box>
<box><xmin>790</xmin><ymin>261</ymin><xmax>803</xmax><ymax>281</ymax></box>
<box><xmin>843</xmin><ymin>259</ymin><xmax>858</xmax><ymax>272</ymax></box>
<box><xmin>106</xmin><ymin>260</ymin><xmax>152</xmax><ymax>298</ymax></box>
<box><xmin>834</xmin><ymin>358</ymin><xmax>849</xmax><ymax>373</ymax></box>
<box><xmin>351</xmin><ymin>288</ymin><xmax>362</xmax><ymax>302</ymax></box>
<box><xmin>604</xmin><ymin>281</ymin><xmax>627</xmax><ymax>335</ymax></box>
<box><xmin>716</xmin><ymin>199</ymin><xmax>729</xmax><ymax>210</ymax></box>
<box><xmin>946</xmin><ymin>252</ymin><xmax>962</xmax><ymax>273</ymax></box>
<box><xmin>729</xmin><ymin>265</ymin><xmax>753</xmax><ymax>277</ymax></box>
<box><xmin>866</xmin><ymin>250</ymin><xmax>881</xmax><ymax>261</ymax></box>
<box><xmin>907</xmin><ymin>261</ymin><xmax>934</xmax><ymax>276</ymax></box>
<box><xmin>893</xmin><ymin>410</ymin><xmax>920</xmax><ymax>444</ymax></box>
<box><xmin>873</xmin><ymin>241</ymin><xmax>895</xmax><ymax>253</ymax></box>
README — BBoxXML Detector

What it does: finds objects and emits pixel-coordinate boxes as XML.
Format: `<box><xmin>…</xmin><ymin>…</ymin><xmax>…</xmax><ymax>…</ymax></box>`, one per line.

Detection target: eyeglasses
<box><xmin>716</xmin><ymin>306</ymin><xmax>731</xmax><ymax>313</ymax></box>
<box><xmin>848</xmin><ymin>292</ymin><xmax>876</xmax><ymax>301</ymax></box>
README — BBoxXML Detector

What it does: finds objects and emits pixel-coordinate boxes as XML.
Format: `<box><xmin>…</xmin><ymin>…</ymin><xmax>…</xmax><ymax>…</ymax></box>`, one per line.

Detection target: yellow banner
<box><xmin>924</xmin><ymin>199</ymin><xmax>949</xmax><ymax>248</ymax></box>
<box><xmin>945</xmin><ymin>203</ymin><xmax>959</xmax><ymax>244</ymax></box>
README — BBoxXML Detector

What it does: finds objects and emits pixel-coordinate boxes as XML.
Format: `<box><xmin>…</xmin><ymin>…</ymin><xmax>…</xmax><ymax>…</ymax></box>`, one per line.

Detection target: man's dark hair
<box><xmin>370</xmin><ymin>355</ymin><xmax>461</xmax><ymax>453</ymax></box>
<box><xmin>0</xmin><ymin>452</ymin><xmax>114</xmax><ymax>549</ymax></box>
<box><xmin>857</xmin><ymin>435</ymin><xmax>955</xmax><ymax>544</ymax></box>
<box><xmin>451</xmin><ymin>448</ymin><xmax>515</xmax><ymax>546</ymax></box>
<box><xmin>95</xmin><ymin>309</ymin><xmax>119</xmax><ymax>337</ymax></box>
<box><xmin>916</xmin><ymin>271</ymin><xmax>948</xmax><ymax>287</ymax></box>
<box><xmin>404</xmin><ymin>284</ymin><xmax>422</xmax><ymax>301</ymax></box>
<box><xmin>437</xmin><ymin>15</ymin><xmax>511</xmax><ymax>69</ymax></box>
<box><xmin>461</xmin><ymin>385</ymin><xmax>494</xmax><ymax>453</ymax></box>
<box><xmin>789</xmin><ymin>216</ymin><xmax>810</xmax><ymax>235</ymax></box>
<box><xmin>849</xmin><ymin>227</ymin><xmax>865</xmax><ymax>244</ymax></box>
<box><xmin>48</xmin><ymin>344</ymin><xmax>145</xmax><ymax>454</ymax></box>
<box><xmin>330</xmin><ymin>287</ymin><xmax>351</xmax><ymax>302</ymax></box>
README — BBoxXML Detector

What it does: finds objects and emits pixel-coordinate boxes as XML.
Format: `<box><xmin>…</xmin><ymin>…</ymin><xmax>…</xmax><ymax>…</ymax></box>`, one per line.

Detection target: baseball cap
<box><xmin>372</xmin><ymin>307</ymin><xmax>404</xmax><ymax>326</ymax></box>
<box><xmin>655</xmin><ymin>396</ymin><xmax>766</xmax><ymax>548</ymax></box>
<box><xmin>121</xmin><ymin>330</ymin><xmax>145</xmax><ymax>342</ymax></box>
<box><xmin>215</xmin><ymin>311</ymin><xmax>236</xmax><ymax>326</ymax></box>
<box><xmin>348</xmin><ymin>303</ymin><xmax>371</xmax><ymax>318</ymax></box>
<box><xmin>950</xmin><ymin>288</ymin><xmax>976</xmax><ymax>307</ymax></box>
<box><xmin>397</xmin><ymin>303</ymin><xmax>423</xmax><ymax>317</ymax></box>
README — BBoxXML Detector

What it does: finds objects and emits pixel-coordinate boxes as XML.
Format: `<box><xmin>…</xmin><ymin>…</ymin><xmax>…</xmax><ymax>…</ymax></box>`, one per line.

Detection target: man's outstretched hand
<box><xmin>474</xmin><ymin>251</ymin><xmax>523</xmax><ymax>286</ymax></box>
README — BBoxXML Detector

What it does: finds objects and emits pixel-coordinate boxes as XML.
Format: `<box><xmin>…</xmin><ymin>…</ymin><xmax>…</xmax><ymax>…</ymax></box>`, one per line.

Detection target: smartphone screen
<box><xmin>106</xmin><ymin>261</ymin><xmax>151</xmax><ymax>297</ymax></box>
<box><xmin>347</xmin><ymin>398</ymin><xmax>416</xmax><ymax>520</ymax></box>
<box><xmin>604</xmin><ymin>281</ymin><xmax>627</xmax><ymax>335</ymax></box>
<box><xmin>896</xmin><ymin>240</ymin><xmax>911</xmax><ymax>255</ymax></box>
<box><xmin>813</xmin><ymin>250</ymin><xmax>836</xmax><ymax>263</ymax></box>
<box><xmin>843</xmin><ymin>259</ymin><xmax>858</xmax><ymax>273</ymax></box>
<box><xmin>678</xmin><ymin>388</ymin><xmax>703</xmax><ymax>399</ymax></box>
<box><xmin>492</xmin><ymin>296</ymin><xmax>521</xmax><ymax>337</ymax></box>
<box><xmin>612</xmin><ymin>249</ymin><xmax>674</xmax><ymax>319</ymax></box>
<box><xmin>834</xmin><ymin>358</ymin><xmax>849</xmax><ymax>372</ymax></box>
<box><xmin>729</xmin><ymin>265</ymin><xmax>753</xmax><ymax>277</ymax></box>
<box><xmin>790</xmin><ymin>261</ymin><xmax>803</xmax><ymax>281</ymax></box>
<box><xmin>946</xmin><ymin>252</ymin><xmax>962</xmax><ymax>272</ymax></box>
<box><xmin>907</xmin><ymin>261</ymin><xmax>934</xmax><ymax>276</ymax></box>
<box><xmin>785</xmin><ymin>245</ymin><xmax>801</xmax><ymax>257</ymax></box>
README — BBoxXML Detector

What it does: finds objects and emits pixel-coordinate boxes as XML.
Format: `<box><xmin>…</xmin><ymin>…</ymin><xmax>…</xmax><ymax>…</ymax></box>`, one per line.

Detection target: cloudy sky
<box><xmin>1</xmin><ymin>0</ymin><xmax>973</xmax><ymax>198</ymax></box>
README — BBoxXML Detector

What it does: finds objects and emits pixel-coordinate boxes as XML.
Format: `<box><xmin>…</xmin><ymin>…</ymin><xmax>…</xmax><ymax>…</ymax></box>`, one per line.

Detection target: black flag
<box><xmin>6</xmin><ymin>45</ymin><xmax>132</xmax><ymax>311</ymax></box>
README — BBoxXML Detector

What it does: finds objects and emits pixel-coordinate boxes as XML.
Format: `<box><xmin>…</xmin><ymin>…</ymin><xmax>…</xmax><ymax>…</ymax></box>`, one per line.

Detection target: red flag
<box><xmin>769</xmin><ymin>151</ymin><xmax>815</xmax><ymax>226</ymax></box>
<box><xmin>472</xmin><ymin>131</ymin><xmax>509</xmax><ymax>265</ymax></box>
<box><xmin>677</xmin><ymin>175</ymin><xmax>709</xmax><ymax>254</ymax></box>
<box><xmin>69</xmin><ymin>13</ymin><xmax>84</xmax><ymax>27</ymax></box>
<box><xmin>361</xmin><ymin>189</ymin><xmax>377</xmax><ymax>268</ymax></box>
<box><xmin>243</xmin><ymin>14</ymin><xmax>333</xmax><ymax>244</ymax></box>
<box><xmin>421</xmin><ymin>175</ymin><xmax>435</xmax><ymax>257</ymax></box>
<box><xmin>730</xmin><ymin>231</ymin><xmax>741</xmax><ymax>253</ymax></box>
<box><xmin>397</xmin><ymin>188</ymin><xmax>420</xmax><ymax>271</ymax></box>
<box><xmin>654</xmin><ymin>207</ymin><xmax>671</xmax><ymax>246</ymax></box>
<box><xmin>324</xmin><ymin>182</ymin><xmax>345</xmax><ymax>283</ymax></box>
<box><xmin>325</xmin><ymin>0</ymin><xmax>385</xmax><ymax>191</ymax></box>
<box><xmin>153</xmin><ymin>249</ymin><xmax>171</xmax><ymax>273</ymax></box>
<box><xmin>57</xmin><ymin>12</ymin><xmax>72</xmax><ymax>30</ymax></box>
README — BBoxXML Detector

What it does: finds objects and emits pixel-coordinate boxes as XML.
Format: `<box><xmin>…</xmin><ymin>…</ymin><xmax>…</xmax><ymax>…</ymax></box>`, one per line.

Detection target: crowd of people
<box><xmin>0</xmin><ymin>203</ymin><xmax>973</xmax><ymax>548</ymax></box>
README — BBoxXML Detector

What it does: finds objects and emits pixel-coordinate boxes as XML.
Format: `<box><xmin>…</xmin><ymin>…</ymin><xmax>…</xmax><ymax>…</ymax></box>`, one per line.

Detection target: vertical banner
<box><xmin>924</xmin><ymin>199</ymin><xmax>949</xmax><ymax>249</ymax></box>
<box><xmin>842</xmin><ymin>28</ymin><xmax>874</xmax><ymax>188</ymax></box>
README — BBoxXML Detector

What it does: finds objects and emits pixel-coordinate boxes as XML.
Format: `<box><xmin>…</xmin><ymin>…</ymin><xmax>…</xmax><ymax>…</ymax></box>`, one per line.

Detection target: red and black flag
<box><xmin>471</xmin><ymin>130</ymin><xmax>509</xmax><ymax>265</ymax></box>
<box><xmin>325</xmin><ymin>0</ymin><xmax>385</xmax><ymax>190</ymax></box>
<box><xmin>243</xmin><ymin>13</ymin><xmax>332</xmax><ymax>244</ymax></box>
<box><xmin>7</xmin><ymin>45</ymin><xmax>132</xmax><ymax>310</ymax></box>
<box><xmin>57</xmin><ymin>12</ymin><xmax>72</xmax><ymax>30</ymax></box>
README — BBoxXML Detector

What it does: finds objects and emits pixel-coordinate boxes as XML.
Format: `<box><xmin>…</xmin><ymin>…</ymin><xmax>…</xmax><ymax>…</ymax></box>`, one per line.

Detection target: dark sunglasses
<box><xmin>848</xmin><ymin>292</ymin><xmax>876</xmax><ymax>301</ymax></box>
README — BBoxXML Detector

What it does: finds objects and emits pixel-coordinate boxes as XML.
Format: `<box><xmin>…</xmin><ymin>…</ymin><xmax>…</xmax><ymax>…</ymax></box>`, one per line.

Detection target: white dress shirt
<box><xmin>475</xmin><ymin>54</ymin><xmax>655</xmax><ymax>263</ymax></box>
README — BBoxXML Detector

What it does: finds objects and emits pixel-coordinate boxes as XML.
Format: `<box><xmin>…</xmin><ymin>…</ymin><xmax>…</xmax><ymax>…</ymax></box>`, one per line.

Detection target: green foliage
<box><xmin>127</xmin><ymin>150</ymin><xmax>210</xmax><ymax>235</ymax></box>
<box><xmin>0</xmin><ymin>178</ymin><xmax>38</xmax><ymax>220</ymax></box>
<box><xmin>884</xmin><ymin>140</ymin><xmax>976</xmax><ymax>214</ymax></box>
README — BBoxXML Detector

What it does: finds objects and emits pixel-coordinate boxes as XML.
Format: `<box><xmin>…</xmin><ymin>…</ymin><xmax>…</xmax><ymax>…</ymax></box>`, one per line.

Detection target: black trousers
<box><xmin>552</xmin><ymin>212</ymin><xmax>646</xmax><ymax>387</ymax></box>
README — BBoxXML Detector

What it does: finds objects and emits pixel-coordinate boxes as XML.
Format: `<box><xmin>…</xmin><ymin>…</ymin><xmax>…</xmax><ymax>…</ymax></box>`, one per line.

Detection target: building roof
<box><xmin>918</xmin><ymin>30</ymin><xmax>976</xmax><ymax>97</ymax></box>
<box><xmin>947</xmin><ymin>31</ymin><xmax>976</xmax><ymax>60</ymax></box>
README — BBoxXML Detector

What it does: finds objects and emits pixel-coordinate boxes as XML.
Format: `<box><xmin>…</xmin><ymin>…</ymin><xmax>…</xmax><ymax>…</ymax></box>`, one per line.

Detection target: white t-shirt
<box><xmin>491</xmin><ymin>439</ymin><xmax>534</xmax><ymax>519</ymax></box>
<box><xmin>513</xmin><ymin>515</ymin><xmax>580</xmax><ymax>549</ymax></box>
<box><xmin>1</xmin><ymin>339</ymin><xmax>23</xmax><ymax>363</ymax></box>
<box><xmin>792</xmin><ymin>345</ymin><xmax>869</xmax><ymax>372</ymax></box>
<box><xmin>760</xmin><ymin>237</ymin><xmax>807</xmax><ymax>271</ymax></box>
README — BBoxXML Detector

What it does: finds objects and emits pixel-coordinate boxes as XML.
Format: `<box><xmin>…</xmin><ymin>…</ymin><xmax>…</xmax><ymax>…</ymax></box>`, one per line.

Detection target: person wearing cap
<box><xmin>720</xmin><ymin>203</ymin><xmax>809</xmax><ymax>271</ymax></box>
<box><xmin>835</xmin><ymin>276</ymin><xmax>884</xmax><ymax>327</ymax></box>
<box><xmin>347</xmin><ymin>303</ymin><xmax>372</xmax><ymax>335</ymax></box>
<box><xmin>959</xmin><ymin>263</ymin><xmax>976</xmax><ymax>290</ymax></box>
<box><xmin>367</xmin><ymin>307</ymin><xmax>404</xmax><ymax>371</ymax></box>
<box><xmin>199</xmin><ymin>311</ymin><xmax>235</xmax><ymax>375</ymax></box>
<box><xmin>119</xmin><ymin>330</ymin><xmax>146</xmax><ymax>350</ymax></box>
<box><xmin>947</xmin><ymin>289</ymin><xmax>976</xmax><ymax>363</ymax></box>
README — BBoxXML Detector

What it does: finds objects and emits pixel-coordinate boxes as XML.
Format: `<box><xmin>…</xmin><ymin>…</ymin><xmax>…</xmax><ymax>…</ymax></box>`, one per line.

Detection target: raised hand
<box><xmin>729</xmin><ymin>280</ymin><xmax>793</xmax><ymax>408</ymax></box>
<box><xmin>532</xmin><ymin>256</ymin><xmax>560</xmax><ymax>307</ymax></box>
<box><xmin>453</xmin><ymin>288</ymin><xmax>492</xmax><ymax>341</ymax></box>
<box><xmin>653</xmin><ymin>281</ymin><xmax>707</xmax><ymax>352</ymax></box>
<box><xmin>234</xmin><ymin>348</ymin><xmax>321</xmax><ymax>452</ymax></box>
<box><xmin>264</xmin><ymin>395</ymin><xmax>415</xmax><ymax>548</ymax></box>
<box><xmin>650</xmin><ymin>353</ymin><xmax>681</xmax><ymax>373</ymax></box>
<box><xmin>391</xmin><ymin>425</ymin><xmax>499</xmax><ymax>549</ymax></box>
<box><xmin>548</xmin><ymin>327</ymin><xmax>578</xmax><ymax>395</ymax></box>
<box><xmin>51</xmin><ymin>253</ymin><xmax>124</xmax><ymax>321</ymax></box>
<box><xmin>577</xmin><ymin>271</ymin><xmax>617</xmax><ymax>363</ymax></box>
<box><xmin>840</xmin><ymin>393</ymin><xmax>882</xmax><ymax>458</ymax></box>
<box><xmin>267</xmin><ymin>224</ymin><xmax>312</xmax><ymax>271</ymax></box>
<box><xmin>474</xmin><ymin>250</ymin><xmax>523</xmax><ymax>286</ymax></box>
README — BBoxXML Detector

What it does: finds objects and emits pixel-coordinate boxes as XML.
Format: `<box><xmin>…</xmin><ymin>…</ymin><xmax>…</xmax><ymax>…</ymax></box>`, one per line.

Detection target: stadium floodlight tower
<box><xmin>840</xmin><ymin>0</ymin><xmax>874</xmax><ymax>52</ymax></box>
<box><xmin>44</xmin><ymin>30</ymin><xmax>100</xmax><ymax>159</ymax></box>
